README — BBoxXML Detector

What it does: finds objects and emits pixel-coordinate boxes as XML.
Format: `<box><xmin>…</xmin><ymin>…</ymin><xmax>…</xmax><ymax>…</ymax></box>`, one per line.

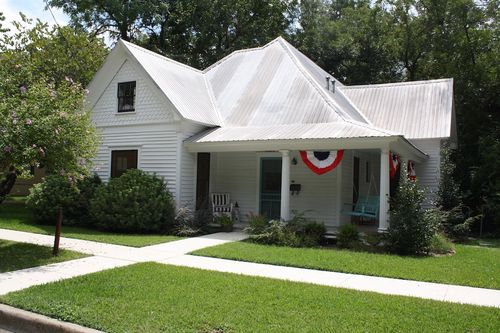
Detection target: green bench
<box><xmin>342</xmin><ymin>196</ymin><xmax>379</xmax><ymax>222</ymax></box>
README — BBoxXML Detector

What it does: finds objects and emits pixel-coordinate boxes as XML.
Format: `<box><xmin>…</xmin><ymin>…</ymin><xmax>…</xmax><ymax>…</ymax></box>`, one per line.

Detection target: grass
<box><xmin>1</xmin><ymin>263</ymin><xmax>499</xmax><ymax>332</ymax></box>
<box><xmin>0</xmin><ymin>239</ymin><xmax>87</xmax><ymax>272</ymax></box>
<box><xmin>0</xmin><ymin>204</ymin><xmax>181</xmax><ymax>247</ymax></box>
<box><xmin>192</xmin><ymin>240</ymin><xmax>500</xmax><ymax>289</ymax></box>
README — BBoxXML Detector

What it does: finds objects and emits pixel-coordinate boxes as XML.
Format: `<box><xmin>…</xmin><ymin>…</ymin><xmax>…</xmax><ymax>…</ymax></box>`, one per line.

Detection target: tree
<box><xmin>0</xmin><ymin>16</ymin><xmax>106</xmax><ymax>202</ymax></box>
<box><xmin>49</xmin><ymin>0</ymin><xmax>299</xmax><ymax>69</ymax></box>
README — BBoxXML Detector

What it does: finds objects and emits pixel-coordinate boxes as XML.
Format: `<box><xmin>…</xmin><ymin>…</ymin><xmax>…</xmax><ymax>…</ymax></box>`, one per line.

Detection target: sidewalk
<box><xmin>1</xmin><ymin>228</ymin><xmax>499</xmax><ymax>308</ymax></box>
<box><xmin>162</xmin><ymin>254</ymin><xmax>500</xmax><ymax>308</ymax></box>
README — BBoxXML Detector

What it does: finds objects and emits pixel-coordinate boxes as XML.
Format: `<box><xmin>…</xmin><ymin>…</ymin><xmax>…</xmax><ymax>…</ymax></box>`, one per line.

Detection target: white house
<box><xmin>87</xmin><ymin>37</ymin><xmax>455</xmax><ymax>232</ymax></box>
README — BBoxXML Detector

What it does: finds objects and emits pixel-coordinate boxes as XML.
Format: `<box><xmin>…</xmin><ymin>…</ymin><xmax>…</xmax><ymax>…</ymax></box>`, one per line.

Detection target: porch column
<box><xmin>280</xmin><ymin>150</ymin><xmax>291</xmax><ymax>221</ymax></box>
<box><xmin>379</xmin><ymin>148</ymin><xmax>390</xmax><ymax>232</ymax></box>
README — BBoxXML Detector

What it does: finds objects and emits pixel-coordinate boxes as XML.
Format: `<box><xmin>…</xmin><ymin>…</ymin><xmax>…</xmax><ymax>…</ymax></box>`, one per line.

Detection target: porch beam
<box><xmin>280</xmin><ymin>150</ymin><xmax>291</xmax><ymax>221</ymax></box>
<box><xmin>379</xmin><ymin>148</ymin><xmax>390</xmax><ymax>232</ymax></box>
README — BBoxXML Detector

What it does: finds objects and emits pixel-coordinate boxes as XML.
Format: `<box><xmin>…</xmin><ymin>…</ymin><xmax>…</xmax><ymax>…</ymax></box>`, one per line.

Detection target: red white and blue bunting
<box><xmin>300</xmin><ymin>150</ymin><xmax>344</xmax><ymax>175</ymax></box>
<box><xmin>389</xmin><ymin>151</ymin><xmax>400</xmax><ymax>179</ymax></box>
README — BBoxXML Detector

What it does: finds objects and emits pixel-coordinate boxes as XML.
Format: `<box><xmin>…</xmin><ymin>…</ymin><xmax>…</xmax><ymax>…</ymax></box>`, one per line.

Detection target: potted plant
<box><xmin>217</xmin><ymin>215</ymin><xmax>233</xmax><ymax>232</ymax></box>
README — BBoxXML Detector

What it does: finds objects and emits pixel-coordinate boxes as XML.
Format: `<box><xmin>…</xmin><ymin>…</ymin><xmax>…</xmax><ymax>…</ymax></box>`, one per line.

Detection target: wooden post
<box><xmin>53</xmin><ymin>207</ymin><xmax>62</xmax><ymax>256</ymax></box>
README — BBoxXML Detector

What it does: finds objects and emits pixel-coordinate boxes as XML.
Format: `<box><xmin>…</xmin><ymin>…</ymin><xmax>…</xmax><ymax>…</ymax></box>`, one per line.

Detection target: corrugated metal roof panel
<box><xmin>121</xmin><ymin>40</ymin><xmax>221</xmax><ymax>126</ymax></box>
<box><xmin>187</xmin><ymin>122</ymin><xmax>394</xmax><ymax>143</ymax></box>
<box><xmin>205</xmin><ymin>37</ymin><xmax>368</xmax><ymax>126</ymax></box>
<box><xmin>340</xmin><ymin>79</ymin><xmax>453</xmax><ymax>139</ymax></box>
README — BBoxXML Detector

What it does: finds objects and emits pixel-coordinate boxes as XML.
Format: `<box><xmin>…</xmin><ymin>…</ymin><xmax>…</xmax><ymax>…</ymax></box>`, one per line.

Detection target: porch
<box><xmin>191</xmin><ymin>145</ymin><xmax>425</xmax><ymax>232</ymax></box>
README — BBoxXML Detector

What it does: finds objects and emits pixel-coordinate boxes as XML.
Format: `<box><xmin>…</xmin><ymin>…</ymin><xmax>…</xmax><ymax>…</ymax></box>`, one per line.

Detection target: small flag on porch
<box><xmin>300</xmin><ymin>150</ymin><xmax>344</xmax><ymax>175</ymax></box>
<box><xmin>389</xmin><ymin>151</ymin><xmax>400</xmax><ymax>178</ymax></box>
<box><xmin>408</xmin><ymin>160</ymin><xmax>417</xmax><ymax>181</ymax></box>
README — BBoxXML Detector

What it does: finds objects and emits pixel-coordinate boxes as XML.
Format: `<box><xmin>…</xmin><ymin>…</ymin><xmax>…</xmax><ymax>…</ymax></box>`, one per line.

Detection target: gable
<box><xmin>91</xmin><ymin>59</ymin><xmax>180</xmax><ymax>127</ymax></box>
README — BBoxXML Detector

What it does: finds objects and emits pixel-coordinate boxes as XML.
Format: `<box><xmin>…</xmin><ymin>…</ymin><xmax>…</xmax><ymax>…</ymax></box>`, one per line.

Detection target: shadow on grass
<box><xmin>0</xmin><ymin>240</ymin><xmax>85</xmax><ymax>273</ymax></box>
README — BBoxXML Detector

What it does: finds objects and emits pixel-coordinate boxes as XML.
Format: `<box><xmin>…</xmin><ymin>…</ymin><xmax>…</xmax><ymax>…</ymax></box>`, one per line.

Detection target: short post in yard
<box><xmin>53</xmin><ymin>207</ymin><xmax>62</xmax><ymax>256</ymax></box>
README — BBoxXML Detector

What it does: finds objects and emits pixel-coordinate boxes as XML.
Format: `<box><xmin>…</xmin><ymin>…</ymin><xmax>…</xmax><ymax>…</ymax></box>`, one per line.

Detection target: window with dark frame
<box><xmin>117</xmin><ymin>81</ymin><xmax>136</xmax><ymax>112</ymax></box>
<box><xmin>111</xmin><ymin>150</ymin><xmax>138</xmax><ymax>178</ymax></box>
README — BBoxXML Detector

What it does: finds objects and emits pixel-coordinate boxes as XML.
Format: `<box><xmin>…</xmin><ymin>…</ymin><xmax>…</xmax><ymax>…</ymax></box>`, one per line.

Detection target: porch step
<box><xmin>324</xmin><ymin>233</ymin><xmax>337</xmax><ymax>240</ymax></box>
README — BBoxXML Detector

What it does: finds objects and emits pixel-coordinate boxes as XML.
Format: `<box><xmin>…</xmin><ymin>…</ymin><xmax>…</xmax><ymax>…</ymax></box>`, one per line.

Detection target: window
<box><xmin>117</xmin><ymin>81</ymin><xmax>136</xmax><ymax>112</ymax></box>
<box><xmin>111</xmin><ymin>150</ymin><xmax>138</xmax><ymax>178</ymax></box>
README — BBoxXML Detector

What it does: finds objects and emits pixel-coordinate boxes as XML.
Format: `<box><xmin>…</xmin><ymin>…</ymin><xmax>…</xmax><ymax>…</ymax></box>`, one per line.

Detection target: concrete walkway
<box><xmin>0</xmin><ymin>228</ymin><xmax>247</xmax><ymax>295</ymax></box>
<box><xmin>162</xmin><ymin>255</ymin><xmax>500</xmax><ymax>308</ymax></box>
<box><xmin>1</xmin><ymin>228</ymin><xmax>499</xmax><ymax>308</ymax></box>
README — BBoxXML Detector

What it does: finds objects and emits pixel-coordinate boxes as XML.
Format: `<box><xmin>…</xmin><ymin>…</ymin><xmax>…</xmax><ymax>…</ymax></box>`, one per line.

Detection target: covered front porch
<box><xmin>187</xmin><ymin>134</ymin><xmax>427</xmax><ymax>232</ymax></box>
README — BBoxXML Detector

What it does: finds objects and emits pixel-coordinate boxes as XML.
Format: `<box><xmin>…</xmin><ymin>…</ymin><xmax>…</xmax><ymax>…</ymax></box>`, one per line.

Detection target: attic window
<box><xmin>117</xmin><ymin>81</ymin><xmax>136</xmax><ymax>112</ymax></box>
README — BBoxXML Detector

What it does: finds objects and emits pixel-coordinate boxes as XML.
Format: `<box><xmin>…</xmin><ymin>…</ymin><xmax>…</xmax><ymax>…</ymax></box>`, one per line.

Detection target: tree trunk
<box><xmin>0</xmin><ymin>167</ymin><xmax>17</xmax><ymax>204</ymax></box>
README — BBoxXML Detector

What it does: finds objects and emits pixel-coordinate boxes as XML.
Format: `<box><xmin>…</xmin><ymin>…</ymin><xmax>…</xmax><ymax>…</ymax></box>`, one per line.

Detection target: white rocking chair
<box><xmin>211</xmin><ymin>193</ymin><xmax>233</xmax><ymax>219</ymax></box>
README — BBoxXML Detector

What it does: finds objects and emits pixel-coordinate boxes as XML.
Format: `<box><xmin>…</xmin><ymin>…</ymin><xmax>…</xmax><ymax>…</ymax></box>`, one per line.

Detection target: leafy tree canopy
<box><xmin>0</xmin><ymin>15</ymin><xmax>107</xmax><ymax>202</ymax></box>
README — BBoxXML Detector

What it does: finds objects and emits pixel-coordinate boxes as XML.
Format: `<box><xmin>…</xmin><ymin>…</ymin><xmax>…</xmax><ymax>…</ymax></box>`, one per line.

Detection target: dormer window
<box><xmin>117</xmin><ymin>81</ymin><xmax>136</xmax><ymax>112</ymax></box>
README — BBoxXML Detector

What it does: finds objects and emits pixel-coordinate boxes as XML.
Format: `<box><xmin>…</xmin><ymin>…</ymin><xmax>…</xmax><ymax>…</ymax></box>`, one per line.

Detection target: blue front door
<box><xmin>260</xmin><ymin>158</ymin><xmax>281</xmax><ymax>219</ymax></box>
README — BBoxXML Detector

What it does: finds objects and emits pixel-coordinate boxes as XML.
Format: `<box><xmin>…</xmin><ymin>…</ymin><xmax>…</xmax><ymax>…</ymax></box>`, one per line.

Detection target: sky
<box><xmin>1</xmin><ymin>0</ymin><xmax>69</xmax><ymax>31</ymax></box>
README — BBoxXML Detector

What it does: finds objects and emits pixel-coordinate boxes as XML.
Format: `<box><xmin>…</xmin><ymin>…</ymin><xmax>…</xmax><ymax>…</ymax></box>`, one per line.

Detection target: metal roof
<box><xmin>121</xmin><ymin>40</ymin><xmax>221</xmax><ymax>126</ymax></box>
<box><xmin>340</xmin><ymin>79</ymin><xmax>454</xmax><ymax>139</ymax></box>
<box><xmin>109</xmin><ymin>38</ymin><xmax>453</xmax><ymax>144</ymax></box>
<box><xmin>186</xmin><ymin>121</ymin><xmax>395</xmax><ymax>143</ymax></box>
<box><xmin>204</xmin><ymin>37</ymin><xmax>369</xmax><ymax>125</ymax></box>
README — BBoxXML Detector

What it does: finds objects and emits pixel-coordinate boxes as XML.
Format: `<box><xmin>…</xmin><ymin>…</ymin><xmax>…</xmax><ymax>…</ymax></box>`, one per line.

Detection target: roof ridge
<box><xmin>120</xmin><ymin>39</ymin><xmax>203</xmax><ymax>74</ymax></box>
<box><xmin>340</xmin><ymin>78</ymin><xmax>453</xmax><ymax>90</ymax></box>
<box><xmin>202</xmin><ymin>37</ymin><xmax>282</xmax><ymax>73</ymax></box>
<box><xmin>203</xmin><ymin>74</ymin><xmax>224</xmax><ymax>126</ymax></box>
<box><xmin>276</xmin><ymin>37</ymin><xmax>353</xmax><ymax>122</ymax></box>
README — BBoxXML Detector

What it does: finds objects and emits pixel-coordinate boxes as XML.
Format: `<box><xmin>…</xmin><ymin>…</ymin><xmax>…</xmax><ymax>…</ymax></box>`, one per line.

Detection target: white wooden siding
<box><xmin>288</xmin><ymin>151</ymin><xmax>339</xmax><ymax>227</ymax></box>
<box><xmin>91</xmin><ymin>59</ymin><xmax>179</xmax><ymax>127</ymax></box>
<box><xmin>91</xmin><ymin>58</ymin><xmax>182</xmax><ymax>204</ymax></box>
<box><xmin>93</xmin><ymin>124</ymin><xmax>179</xmax><ymax>196</ymax></box>
<box><xmin>411</xmin><ymin>138</ymin><xmax>442</xmax><ymax>208</ymax></box>
<box><xmin>341</xmin><ymin>150</ymin><xmax>353</xmax><ymax>225</ymax></box>
<box><xmin>212</xmin><ymin>152</ymin><xmax>258</xmax><ymax>222</ymax></box>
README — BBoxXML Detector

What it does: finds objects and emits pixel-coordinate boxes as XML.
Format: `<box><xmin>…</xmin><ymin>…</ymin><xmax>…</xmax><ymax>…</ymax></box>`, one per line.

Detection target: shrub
<box><xmin>27</xmin><ymin>175</ymin><xmax>80</xmax><ymax>224</ymax></box>
<box><xmin>247</xmin><ymin>212</ymin><xmax>325</xmax><ymax>247</ymax></box>
<box><xmin>437</xmin><ymin>144</ymin><xmax>461</xmax><ymax>210</ymax></box>
<box><xmin>71</xmin><ymin>174</ymin><xmax>102</xmax><ymax>226</ymax></box>
<box><xmin>194</xmin><ymin>209</ymin><xmax>213</xmax><ymax>229</ymax></box>
<box><xmin>174</xmin><ymin>207</ymin><xmax>200</xmax><ymax>237</ymax></box>
<box><xmin>337</xmin><ymin>224</ymin><xmax>360</xmax><ymax>248</ymax></box>
<box><xmin>245</xmin><ymin>212</ymin><xmax>268</xmax><ymax>234</ymax></box>
<box><xmin>429</xmin><ymin>233</ymin><xmax>455</xmax><ymax>255</ymax></box>
<box><xmin>90</xmin><ymin>169</ymin><xmax>175</xmax><ymax>233</ymax></box>
<box><xmin>302</xmin><ymin>222</ymin><xmax>326</xmax><ymax>246</ymax></box>
<box><xmin>250</xmin><ymin>220</ymin><xmax>302</xmax><ymax>247</ymax></box>
<box><xmin>388</xmin><ymin>169</ymin><xmax>438</xmax><ymax>255</ymax></box>
<box><xmin>216</xmin><ymin>214</ymin><xmax>233</xmax><ymax>231</ymax></box>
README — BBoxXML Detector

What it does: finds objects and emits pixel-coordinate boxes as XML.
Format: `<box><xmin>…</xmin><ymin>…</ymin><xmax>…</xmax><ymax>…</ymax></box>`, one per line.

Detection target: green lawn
<box><xmin>192</xmin><ymin>240</ymin><xmax>500</xmax><ymax>289</ymax></box>
<box><xmin>0</xmin><ymin>239</ymin><xmax>87</xmax><ymax>273</ymax></box>
<box><xmin>0</xmin><ymin>204</ymin><xmax>181</xmax><ymax>247</ymax></box>
<box><xmin>1</xmin><ymin>263</ymin><xmax>498</xmax><ymax>332</ymax></box>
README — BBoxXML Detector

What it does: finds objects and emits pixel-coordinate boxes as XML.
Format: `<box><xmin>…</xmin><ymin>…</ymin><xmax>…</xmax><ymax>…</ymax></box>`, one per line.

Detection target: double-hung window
<box><xmin>117</xmin><ymin>81</ymin><xmax>136</xmax><ymax>112</ymax></box>
<box><xmin>111</xmin><ymin>150</ymin><xmax>138</xmax><ymax>178</ymax></box>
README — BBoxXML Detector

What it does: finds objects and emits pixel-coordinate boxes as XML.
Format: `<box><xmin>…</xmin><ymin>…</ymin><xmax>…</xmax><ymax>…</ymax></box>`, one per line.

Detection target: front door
<box><xmin>260</xmin><ymin>158</ymin><xmax>282</xmax><ymax>219</ymax></box>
